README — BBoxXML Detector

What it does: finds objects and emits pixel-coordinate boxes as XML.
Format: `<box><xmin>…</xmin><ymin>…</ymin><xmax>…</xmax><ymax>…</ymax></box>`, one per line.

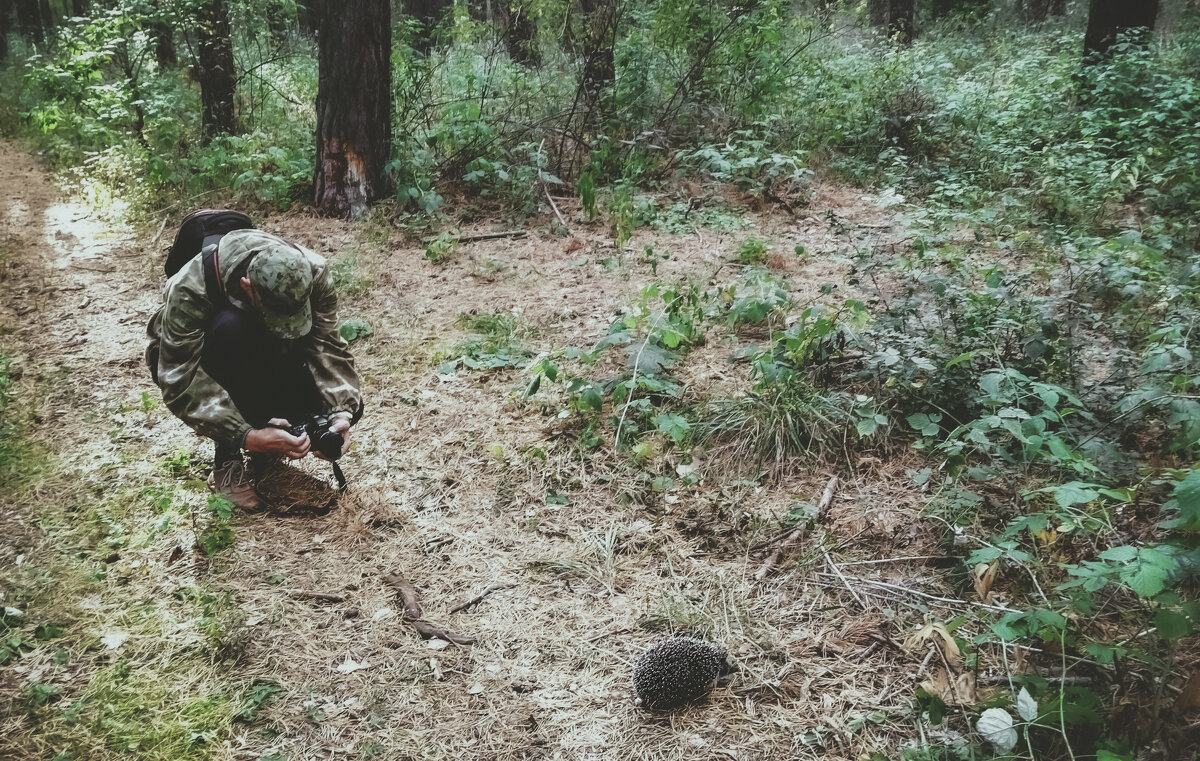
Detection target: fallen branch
<box><xmin>383</xmin><ymin>573</ymin><xmax>476</xmax><ymax>645</ymax></box>
<box><xmin>449</xmin><ymin>584</ymin><xmax>513</xmax><ymax>615</ymax></box>
<box><xmin>286</xmin><ymin>590</ymin><xmax>345</xmax><ymax>603</ymax></box>
<box><xmin>754</xmin><ymin>475</ymin><xmax>838</xmax><ymax>582</ymax></box>
<box><xmin>815</xmin><ymin>572</ymin><xmax>1020</xmax><ymax>614</ymax></box>
<box><xmin>544</xmin><ymin>185</ymin><xmax>570</xmax><ymax>233</ymax></box>
<box><xmin>425</xmin><ymin>230</ymin><xmax>527</xmax><ymax>244</ymax></box>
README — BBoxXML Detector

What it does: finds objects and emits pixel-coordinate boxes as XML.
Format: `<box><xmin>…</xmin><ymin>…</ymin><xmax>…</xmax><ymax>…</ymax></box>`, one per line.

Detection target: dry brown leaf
<box><xmin>920</xmin><ymin>668</ymin><xmax>977</xmax><ymax>706</ymax></box>
<box><xmin>1177</xmin><ymin>673</ymin><xmax>1200</xmax><ymax>712</ymax></box>
<box><xmin>904</xmin><ymin>621</ymin><xmax>962</xmax><ymax>670</ymax></box>
<box><xmin>972</xmin><ymin>562</ymin><xmax>999</xmax><ymax>604</ymax></box>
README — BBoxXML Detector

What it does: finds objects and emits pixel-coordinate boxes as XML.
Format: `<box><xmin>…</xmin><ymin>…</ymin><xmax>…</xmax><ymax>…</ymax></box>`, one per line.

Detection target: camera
<box><xmin>287</xmin><ymin>415</ymin><xmax>345</xmax><ymax>461</ymax></box>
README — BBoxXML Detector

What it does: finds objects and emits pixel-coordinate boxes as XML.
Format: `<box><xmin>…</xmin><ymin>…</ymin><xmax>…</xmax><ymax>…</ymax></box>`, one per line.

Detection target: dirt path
<box><xmin>0</xmin><ymin>140</ymin><xmax>935</xmax><ymax>761</ymax></box>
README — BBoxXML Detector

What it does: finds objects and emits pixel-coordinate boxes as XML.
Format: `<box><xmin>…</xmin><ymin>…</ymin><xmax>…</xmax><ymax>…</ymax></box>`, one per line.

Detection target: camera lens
<box><xmin>315</xmin><ymin>429</ymin><xmax>343</xmax><ymax>460</ymax></box>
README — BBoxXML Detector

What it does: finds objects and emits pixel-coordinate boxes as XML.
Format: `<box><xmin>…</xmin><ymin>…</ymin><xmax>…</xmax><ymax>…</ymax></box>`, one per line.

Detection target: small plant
<box><xmin>734</xmin><ymin>237</ymin><xmax>769</xmax><ymax>265</ymax></box>
<box><xmin>424</xmin><ymin>232</ymin><xmax>458</xmax><ymax>263</ymax></box>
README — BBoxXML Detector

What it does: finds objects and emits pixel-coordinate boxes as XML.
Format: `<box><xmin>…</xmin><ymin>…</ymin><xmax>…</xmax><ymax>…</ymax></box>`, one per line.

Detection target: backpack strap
<box><xmin>201</xmin><ymin>243</ymin><xmax>227</xmax><ymax>305</ymax></box>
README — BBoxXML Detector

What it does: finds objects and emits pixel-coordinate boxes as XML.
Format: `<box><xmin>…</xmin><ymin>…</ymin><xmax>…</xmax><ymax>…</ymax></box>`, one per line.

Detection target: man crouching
<box><xmin>146</xmin><ymin>227</ymin><xmax>363</xmax><ymax>510</ymax></box>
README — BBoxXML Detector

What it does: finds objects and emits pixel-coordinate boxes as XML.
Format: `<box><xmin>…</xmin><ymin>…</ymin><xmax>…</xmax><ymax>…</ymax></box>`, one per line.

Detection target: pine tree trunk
<box><xmin>868</xmin><ymin>0</ymin><xmax>887</xmax><ymax>27</ymax></box>
<box><xmin>153</xmin><ymin>0</ymin><xmax>177</xmax><ymax>66</ymax></box>
<box><xmin>37</xmin><ymin>0</ymin><xmax>54</xmax><ymax>32</ymax></box>
<box><xmin>0</xmin><ymin>3</ymin><xmax>10</xmax><ymax>60</ymax></box>
<box><xmin>298</xmin><ymin>0</ymin><xmax>322</xmax><ymax>36</ymax></box>
<box><xmin>888</xmin><ymin>0</ymin><xmax>914</xmax><ymax>43</ymax></box>
<box><xmin>198</xmin><ymin>0</ymin><xmax>237</xmax><ymax>139</ymax></box>
<box><xmin>505</xmin><ymin>1</ymin><xmax>537</xmax><ymax>65</ymax></box>
<box><xmin>314</xmin><ymin>0</ymin><xmax>393</xmax><ymax>219</ymax></box>
<box><xmin>579</xmin><ymin>0</ymin><xmax>616</xmax><ymax>129</ymax></box>
<box><xmin>16</xmin><ymin>0</ymin><xmax>43</xmax><ymax>45</ymax></box>
<box><xmin>1084</xmin><ymin>0</ymin><xmax>1159</xmax><ymax>59</ymax></box>
<box><xmin>406</xmin><ymin>0</ymin><xmax>450</xmax><ymax>54</ymax></box>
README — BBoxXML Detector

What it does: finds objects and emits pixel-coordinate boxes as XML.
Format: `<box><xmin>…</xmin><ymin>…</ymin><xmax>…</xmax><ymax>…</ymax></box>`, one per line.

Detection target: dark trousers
<box><xmin>202</xmin><ymin>308</ymin><xmax>322</xmax><ymax>439</ymax></box>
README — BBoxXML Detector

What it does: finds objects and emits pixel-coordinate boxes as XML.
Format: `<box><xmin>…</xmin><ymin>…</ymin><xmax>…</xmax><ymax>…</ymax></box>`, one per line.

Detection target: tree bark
<box><xmin>37</xmin><ymin>0</ymin><xmax>54</xmax><ymax>32</ymax></box>
<box><xmin>16</xmin><ymin>0</ymin><xmax>43</xmax><ymax>45</ymax></box>
<box><xmin>579</xmin><ymin>0</ymin><xmax>617</xmax><ymax>128</ymax></box>
<box><xmin>197</xmin><ymin>0</ymin><xmax>237</xmax><ymax>139</ymax></box>
<box><xmin>298</xmin><ymin>0</ymin><xmax>322</xmax><ymax>37</ymax></box>
<box><xmin>0</xmin><ymin>2</ymin><xmax>10</xmax><ymax>60</ymax></box>
<box><xmin>868</xmin><ymin>0</ymin><xmax>887</xmax><ymax>27</ymax></box>
<box><xmin>888</xmin><ymin>0</ymin><xmax>914</xmax><ymax>43</ymax></box>
<box><xmin>72</xmin><ymin>0</ymin><xmax>89</xmax><ymax>16</ymax></box>
<box><xmin>314</xmin><ymin>0</ymin><xmax>393</xmax><ymax>219</ymax></box>
<box><xmin>153</xmin><ymin>0</ymin><xmax>177</xmax><ymax>66</ymax></box>
<box><xmin>504</xmin><ymin>1</ymin><xmax>537</xmax><ymax>65</ymax></box>
<box><xmin>1083</xmin><ymin>0</ymin><xmax>1159</xmax><ymax>59</ymax></box>
<box><xmin>406</xmin><ymin>0</ymin><xmax>451</xmax><ymax>54</ymax></box>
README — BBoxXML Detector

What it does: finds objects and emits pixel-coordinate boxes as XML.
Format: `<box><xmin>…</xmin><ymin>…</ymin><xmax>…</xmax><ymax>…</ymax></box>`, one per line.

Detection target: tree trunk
<box><xmin>314</xmin><ymin>0</ymin><xmax>393</xmax><ymax>219</ymax></box>
<box><xmin>197</xmin><ymin>0</ymin><xmax>237</xmax><ymax>139</ymax></box>
<box><xmin>72</xmin><ymin>0</ymin><xmax>89</xmax><ymax>16</ymax></box>
<box><xmin>888</xmin><ymin>0</ymin><xmax>914</xmax><ymax>43</ymax></box>
<box><xmin>1083</xmin><ymin>0</ymin><xmax>1159</xmax><ymax>59</ymax></box>
<box><xmin>298</xmin><ymin>0</ymin><xmax>322</xmax><ymax>36</ymax></box>
<box><xmin>153</xmin><ymin>0</ymin><xmax>176</xmax><ymax>66</ymax></box>
<box><xmin>579</xmin><ymin>0</ymin><xmax>617</xmax><ymax>128</ymax></box>
<box><xmin>0</xmin><ymin>2</ymin><xmax>10</xmax><ymax>60</ymax></box>
<box><xmin>406</xmin><ymin>0</ymin><xmax>450</xmax><ymax>54</ymax></box>
<box><xmin>504</xmin><ymin>1</ymin><xmax>537</xmax><ymax>65</ymax></box>
<box><xmin>16</xmin><ymin>0</ymin><xmax>43</xmax><ymax>45</ymax></box>
<box><xmin>868</xmin><ymin>0</ymin><xmax>887</xmax><ymax>27</ymax></box>
<box><xmin>37</xmin><ymin>0</ymin><xmax>54</xmax><ymax>32</ymax></box>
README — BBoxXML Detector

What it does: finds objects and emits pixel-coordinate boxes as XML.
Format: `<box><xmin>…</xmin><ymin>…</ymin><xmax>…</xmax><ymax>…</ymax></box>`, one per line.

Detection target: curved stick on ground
<box><xmin>754</xmin><ymin>475</ymin><xmax>838</xmax><ymax>582</ymax></box>
<box><xmin>383</xmin><ymin>573</ymin><xmax>476</xmax><ymax>645</ymax></box>
<box><xmin>449</xmin><ymin>584</ymin><xmax>514</xmax><ymax>615</ymax></box>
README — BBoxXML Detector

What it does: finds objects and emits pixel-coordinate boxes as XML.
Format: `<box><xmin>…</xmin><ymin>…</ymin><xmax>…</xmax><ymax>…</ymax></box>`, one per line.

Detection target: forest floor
<box><xmin>0</xmin><ymin>138</ymin><xmax>980</xmax><ymax>761</ymax></box>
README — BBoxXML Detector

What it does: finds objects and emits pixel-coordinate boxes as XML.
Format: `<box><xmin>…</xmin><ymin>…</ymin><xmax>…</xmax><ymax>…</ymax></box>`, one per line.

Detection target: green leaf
<box><xmin>1045</xmin><ymin>482</ymin><xmax>1100</xmax><ymax>509</ymax></box>
<box><xmin>1154</xmin><ymin>609</ymin><xmax>1193</xmax><ymax>640</ymax></box>
<box><xmin>1125</xmin><ymin>563</ymin><xmax>1168</xmax><ymax>598</ymax></box>
<box><xmin>653</xmin><ymin>413</ymin><xmax>691</xmax><ymax>444</ymax></box>
<box><xmin>855</xmin><ymin>417</ymin><xmax>878</xmax><ymax>437</ymax></box>
<box><xmin>207</xmin><ymin>493</ymin><xmax>234</xmax><ymax>521</ymax></box>
<box><xmin>338</xmin><ymin>319</ymin><xmax>373</xmax><ymax>343</ymax></box>
<box><xmin>1099</xmin><ymin>545</ymin><xmax>1138</xmax><ymax>562</ymax></box>
<box><xmin>1173</xmin><ymin>469</ymin><xmax>1200</xmax><ymax>524</ymax></box>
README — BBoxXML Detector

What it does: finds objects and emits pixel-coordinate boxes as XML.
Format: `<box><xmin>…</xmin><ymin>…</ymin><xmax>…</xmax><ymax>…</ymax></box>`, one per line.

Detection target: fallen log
<box><xmin>383</xmin><ymin>573</ymin><xmax>476</xmax><ymax>645</ymax></box>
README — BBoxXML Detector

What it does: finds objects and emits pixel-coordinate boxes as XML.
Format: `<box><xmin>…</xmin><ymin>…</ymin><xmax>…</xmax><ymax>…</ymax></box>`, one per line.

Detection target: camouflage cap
<box><xmin>247</xmin><ymin>244</ymin><xmax>314</xmax><ymax>339</ymax></box>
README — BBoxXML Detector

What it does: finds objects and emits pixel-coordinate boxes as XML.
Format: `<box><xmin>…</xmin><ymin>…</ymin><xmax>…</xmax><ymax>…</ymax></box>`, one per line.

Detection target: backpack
<box><xmin>164</xmin><ymin>209</ymin><xmax>254</xmax><ymax>278</ymax></box>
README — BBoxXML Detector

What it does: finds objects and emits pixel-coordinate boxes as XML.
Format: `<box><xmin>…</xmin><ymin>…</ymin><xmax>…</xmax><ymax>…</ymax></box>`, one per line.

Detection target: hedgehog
<box><xmin>632</xmin><ymin>637</ymin><xmax>733</xmax><ymax>710</ymax></box>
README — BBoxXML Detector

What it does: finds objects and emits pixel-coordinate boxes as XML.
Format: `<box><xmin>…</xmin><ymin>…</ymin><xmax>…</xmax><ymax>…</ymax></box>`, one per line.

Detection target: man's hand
<box><xmin>314</xmin><ymin>414</ymin><xmax>352</xmax><ymax>461</ymax></box>
<box><xmin>245</xmin><ymin>418</ymin><xmax>311</xmax><ymax>459</ymax></box>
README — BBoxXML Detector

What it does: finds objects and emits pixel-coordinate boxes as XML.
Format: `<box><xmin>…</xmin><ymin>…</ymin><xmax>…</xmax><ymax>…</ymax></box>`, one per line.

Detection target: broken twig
<box><xmin>427</xmin><ymin>230</ymin><xmax>527</xmax><ymax>244</ymax></box>
<box><xmin>286</xmin><ymin>590</ymin><xmax>345</xmax><ymax>603</ymax></box>
<box><xmin>755</xmin><ymin>475</ymin><xmax>838</xmax><ymax>581</ymax></box>
<box><xmin>449</xmin><ymin>584</ymin><xmax>513</xmax><ymax>615</ymax></box>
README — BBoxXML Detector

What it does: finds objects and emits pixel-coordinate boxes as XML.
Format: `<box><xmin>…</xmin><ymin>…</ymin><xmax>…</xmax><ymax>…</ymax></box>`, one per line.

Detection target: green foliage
<box><xmin>734</xmin><ymin>237</ymin><xmax>768</xmax><ymax>265</ymax></box>
<box><xmin>438</xmin><ymin>311</ymin><xmax>536</xmax><ymax>375</ymax></box>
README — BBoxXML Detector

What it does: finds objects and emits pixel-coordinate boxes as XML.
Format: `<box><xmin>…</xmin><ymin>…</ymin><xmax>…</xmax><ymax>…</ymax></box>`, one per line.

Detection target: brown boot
<box><xmin>209</xmin><ymin>452</ymin><xmax>264</xmax><ymax>512</ymax></box>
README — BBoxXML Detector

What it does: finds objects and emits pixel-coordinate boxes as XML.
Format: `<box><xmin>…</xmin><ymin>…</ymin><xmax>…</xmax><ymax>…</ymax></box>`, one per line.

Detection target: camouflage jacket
<box><xmin>146</xmin><ymin>229</ymin><xmax>363</xmax><ymax>447</ymax></box>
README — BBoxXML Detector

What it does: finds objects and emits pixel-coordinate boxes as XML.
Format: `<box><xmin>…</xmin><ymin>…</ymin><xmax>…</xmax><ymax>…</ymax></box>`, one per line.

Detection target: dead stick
<box><xmin>544</xmin><ymin>185</ymin><xmax>569</xmax><ymax>233</ymax></box>
<box><xmin>424</xmin><ymin>230</ymin><xmax>527</xmax><ymax>244</ymax></box>
<box><xmin>822</xmin><ymin>548</ymin><xmax>866</xmax><ymax>609</ymax></box>
<box><xmin>287</xmin><ymin>590</ymin><xmax>345</xmax><ymax>603</ymax></box>
<box><xmin>382</xmin><ymin>574</ymin><xmax>423</xmax><ymax>619</ymax></box>
<box><xmin>815</xmin><ymin>572</ymin><xmax>1020</xmax><ymax>614</ymax></box>
<box><xmin>383</xmin><ymin>573</ymin><xmax>476</xmax><ymax>645</ymax></box>
<box><xmin>449</xmin><ymin>584</ymin><xmax>513</xmax><ymax>615</ymax></box>
<box><xmin>814</xmin><ymin>474</ymin><xmax>839</xmax><ymax>524</ymax></box>
<box><xmin>755</xmin><ymin>475</ymin><xmax>838</xmax><ymax>581</ymax></box>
